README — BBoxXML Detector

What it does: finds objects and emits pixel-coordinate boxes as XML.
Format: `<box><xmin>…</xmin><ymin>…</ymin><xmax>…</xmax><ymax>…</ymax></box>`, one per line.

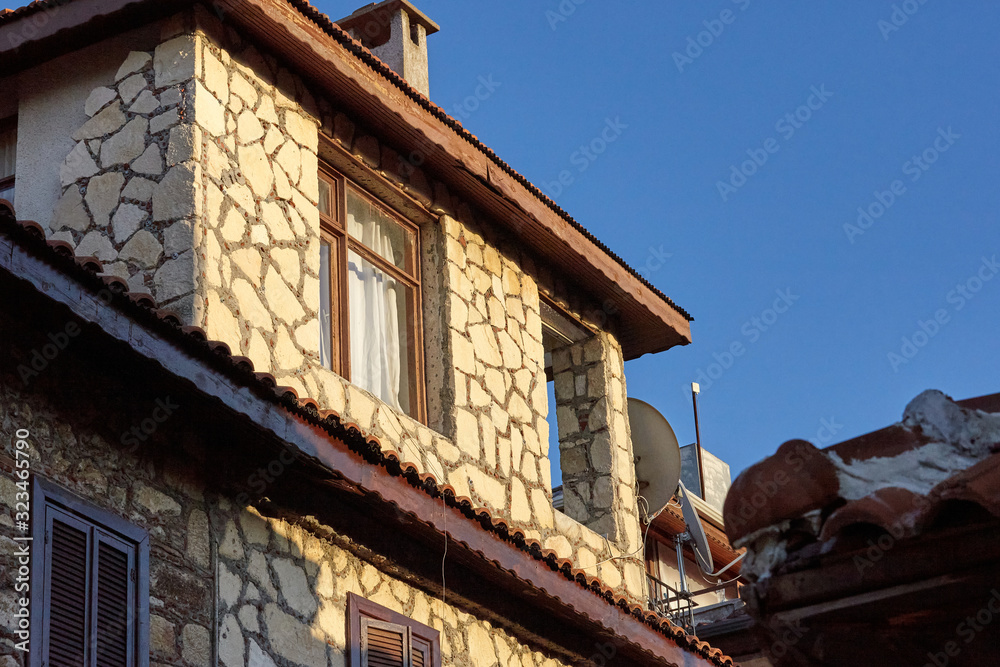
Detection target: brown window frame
<box><xmin>29</xmin><ymin>476</ymin><xmax>150</xmax><ymax>667</ymax></box>
<box><xmin>347</xmin><ymin>592</ymin><xmax>440</xmax><ymax>667</ymax></box>
<box><xmin>318</xmin><ymin>165</ymin><xmax>426</xmax><ymax>423</ymax></box>
<box><xmin>0</xmin><ymin>115</ymin><xmax>16</xmax><ymax>201</ymax></box>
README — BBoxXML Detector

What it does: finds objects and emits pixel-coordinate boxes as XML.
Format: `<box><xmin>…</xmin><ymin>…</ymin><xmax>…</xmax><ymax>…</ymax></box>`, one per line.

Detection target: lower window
<box><xmin>31</xmin><ymin>478</ymin><xmax>149</xmax><ymax>667</ymax></box>
<box><xmin>348</xmin><ymin>592</ymin><xmax>439</xmax><ymax>667</ymax></box>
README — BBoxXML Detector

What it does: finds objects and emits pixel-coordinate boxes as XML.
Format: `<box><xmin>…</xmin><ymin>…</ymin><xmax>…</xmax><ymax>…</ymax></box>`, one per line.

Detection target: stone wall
<box><xmin>552</xmin><ymin>333</ymin><xmax>640</xmax><ymax>552</ymax></box>
<box><xmin>0</xmin><ymin>323</ymin><xmax>592</xmax><ymax>667</ymax></box>
<box><xmin>49</xmin><ymin>17</ymin><xmax>324</xmax><ymax>389</ymax></box>
<box><xmin>439</xmin><ymin>213</ymin><xmax>554</xmax><ymax>535</ymax></box>
<box><xmin>0</xmin><ymin>348</ymin><xmax>215</xmax><ymax>665</ymax></box>
<box><xmin>36</xmin><ymin>8</ymin><xmax>648</xmax><ymax>603</ymax></box>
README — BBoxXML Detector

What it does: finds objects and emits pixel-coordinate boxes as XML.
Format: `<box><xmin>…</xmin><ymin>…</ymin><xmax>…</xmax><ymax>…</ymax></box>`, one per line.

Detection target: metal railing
<box><xmin>646</xmin><ymin>573</ymin><xmax>697</xmax><ymax>632</ymax></box>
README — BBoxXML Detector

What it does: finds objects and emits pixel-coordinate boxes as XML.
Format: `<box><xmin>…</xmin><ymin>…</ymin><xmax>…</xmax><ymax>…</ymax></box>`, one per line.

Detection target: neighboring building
<box><xmin>0</xmin><ymin>0</ymin><xmax>736</xmax><ymax>665</ymax></box>
<box><xmin>644</xmin><ymin>449</ymin><xmax>743</xmax><ymax>629</ymax></box>
<box><xmin>723</xmin><ymin>390</ymin><xmax>1000</xmax><ymax>666</ymax></box>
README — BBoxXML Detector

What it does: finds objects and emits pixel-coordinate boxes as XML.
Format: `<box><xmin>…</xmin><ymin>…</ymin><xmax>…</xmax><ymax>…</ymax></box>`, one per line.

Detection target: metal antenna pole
<box><xmin>692</xmin><ymin>383</ymin><xmax>706</xmax><ymax>499</ymax></box>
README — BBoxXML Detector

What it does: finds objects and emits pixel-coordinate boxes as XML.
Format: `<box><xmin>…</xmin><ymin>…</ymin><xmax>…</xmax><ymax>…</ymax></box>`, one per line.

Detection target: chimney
<box><xmin>338</xmin><ymin>0</ymin><xmax>440</xmax><ymax>98</ymax></box>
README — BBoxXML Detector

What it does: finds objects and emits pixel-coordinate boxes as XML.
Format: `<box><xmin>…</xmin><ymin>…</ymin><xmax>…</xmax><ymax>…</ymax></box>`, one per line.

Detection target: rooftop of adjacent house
<box><xmin>0</xmin><ymin>0</ymin><xmax>693</xmax><ymax>360</ymax></box>
<box><xmin>724</xmin><ymin>389</ymin><xmax>1000</xmax><ymax>568</ymax></box>
<box><xmin>722</xmin><ymin>388</ymin><xmax>1000</xmax><ymax>666</ymax></box>
<box><xmin>0</xmin><ymin>197</ymin><xmax>734</xmax><ymax>666</ymax></box>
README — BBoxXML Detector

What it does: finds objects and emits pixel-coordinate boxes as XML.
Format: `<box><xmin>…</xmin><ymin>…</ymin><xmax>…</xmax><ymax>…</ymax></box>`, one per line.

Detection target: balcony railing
<box><xmin>646</xmin><ymin>573</ymin><xmax>697</xmax><ymax>632</ymax></box>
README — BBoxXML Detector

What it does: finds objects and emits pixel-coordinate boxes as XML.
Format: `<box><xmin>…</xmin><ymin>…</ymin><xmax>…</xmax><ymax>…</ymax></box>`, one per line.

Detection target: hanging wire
<box><xmin>579</xmin><ymin>495</ymin><xmax>667</xmax><ymax>570</ymax></box>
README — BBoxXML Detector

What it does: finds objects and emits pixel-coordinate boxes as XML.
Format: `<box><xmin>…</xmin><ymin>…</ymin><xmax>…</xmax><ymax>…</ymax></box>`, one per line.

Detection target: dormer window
<box><xmin>317</xmin><ymin>165</ymin><xmax>425</xmax><ymax>421</ymax></box>
<box><xmin>0</xmin><ymin>116</ymin><xmax>15</xmax><ymax>203</ymax></box>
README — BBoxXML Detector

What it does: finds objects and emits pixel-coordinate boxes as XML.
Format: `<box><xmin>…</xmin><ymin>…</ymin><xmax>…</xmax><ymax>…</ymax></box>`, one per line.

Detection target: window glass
<box><xmin>346</xmin><ymin>188</ymin><xmax>413</xmax><ymax>272</ymax></box>
<box><xmin>318</xmin><ymin>176</ymin><xmax>332</xmax><ymax>218</ymax></box>
<box><xmin>348</xmin><ymin>249</ymin><xmax>413</xmax><ymax>413</ymax></box>
<box><xmin>0</xmin><ymin>119</ymin><xmax>15</xmax><ymax>203</ymax></box>
<box><xmin>319</xmin><ymin>241</ymin><xmax>333</xmax><ymax>368</ymax></box>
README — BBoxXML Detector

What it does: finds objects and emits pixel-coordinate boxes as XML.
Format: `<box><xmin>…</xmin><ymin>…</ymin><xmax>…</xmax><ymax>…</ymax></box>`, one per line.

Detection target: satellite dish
<box><xmin>679</xmin><ymin>481</ymin><xmax>714</xmax><ymax>574</ymax></box>
<box><xmin>627</xmin><ymin>397</ymin><xmax>682</xmax><ymax>518</ymax></box>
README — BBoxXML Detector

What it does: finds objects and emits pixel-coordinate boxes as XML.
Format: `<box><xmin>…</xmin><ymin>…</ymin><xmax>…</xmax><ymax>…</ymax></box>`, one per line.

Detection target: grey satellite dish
<box><xmin>679</xmin><ymin>481</ymin><xmax>714</xmax><ymax>574</ymax></box>
<box><xmin>627</xmin><ymin>397</ymin><xmax>682</xmax><ymax>518</ymax></box>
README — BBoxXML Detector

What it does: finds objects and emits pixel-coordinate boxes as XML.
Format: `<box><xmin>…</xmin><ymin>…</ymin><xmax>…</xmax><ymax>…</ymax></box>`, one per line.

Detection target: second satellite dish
<box><xmin>627</xmin><ymin>397</ymin><xmax>682</xmax><ymax>518</ymax></box>
<box><xmin>679</xmin><ymin>480</ymin><xmax>715</xmax><ymax>574</ymax></box>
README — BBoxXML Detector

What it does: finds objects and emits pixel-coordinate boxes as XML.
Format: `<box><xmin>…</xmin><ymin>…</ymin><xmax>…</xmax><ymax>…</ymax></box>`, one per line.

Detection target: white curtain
<box><xmin>319</xmin><ymin>242</ymin><xmax>333</xmax><ymax>368</ymax></box>
<box><xmin>347</xmin><ymin>209</ymin><xmax>410</xmax><ymax>412</ymax></box>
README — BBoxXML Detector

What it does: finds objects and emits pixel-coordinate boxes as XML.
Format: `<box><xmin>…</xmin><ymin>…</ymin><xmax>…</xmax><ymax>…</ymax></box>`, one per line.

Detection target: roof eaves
<box><xmin>0</xmin><ymin>0</ymin><xmax>692</xmax><ymax>324</ymax></box>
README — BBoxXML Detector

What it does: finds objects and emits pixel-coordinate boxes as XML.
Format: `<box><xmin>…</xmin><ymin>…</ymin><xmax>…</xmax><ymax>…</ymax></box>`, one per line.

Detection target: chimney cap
<box><xmin>338</xmin><ymin>1</ymin><xmax>440</xmax><ymax>41</ymax></box>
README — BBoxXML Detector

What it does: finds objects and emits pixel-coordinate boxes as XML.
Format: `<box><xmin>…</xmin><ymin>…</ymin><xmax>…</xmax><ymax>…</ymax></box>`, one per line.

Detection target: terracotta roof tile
<box><xmin>724</xmin><ymin>439</ymin><xmax>841</xmax><ymax>544</ymax></box>
<box><xmin>929</xmin><ymin>452</ymin><xmax>1000</xmax><ymax>516</ymax></box>
<box><xmin>818</xmin><ymin>486</ymin><xmax>926</xmax><ymax>542</ymax></box>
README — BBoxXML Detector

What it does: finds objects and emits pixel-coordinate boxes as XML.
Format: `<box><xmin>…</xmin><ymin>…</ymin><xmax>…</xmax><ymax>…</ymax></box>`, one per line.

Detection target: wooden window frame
<box><xmin>318</xmin><ymin>165</ymin><xmax>427</xmax><ymax>423</ymax></box>
<box><xmin>0</xmin><ymin>115</ymin><xmax>16</xmax><ymax>199</ymax></box>
<box><xmin>30</xmin><ymin>476</ymin><xmax>150</xmax><ymax>667</ymax></box>
<box><xmin>347</xmin><ymin>592</ymin><xmax>440</xmax><ymax>667</ymax></box>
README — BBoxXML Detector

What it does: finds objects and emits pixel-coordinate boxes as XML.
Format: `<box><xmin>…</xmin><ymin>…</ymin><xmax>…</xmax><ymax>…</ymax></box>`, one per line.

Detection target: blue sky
<box><xmin>321</xmin><ymin>1</ymin><xmax>1000</xmax><ymax>481</ymax></box>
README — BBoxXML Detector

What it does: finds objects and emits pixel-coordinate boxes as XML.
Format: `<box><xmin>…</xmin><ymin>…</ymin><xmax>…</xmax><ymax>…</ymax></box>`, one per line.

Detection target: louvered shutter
<box><xmin>39</xmin><ymin>497</ymin><xmax>140</xmax><ymax>667</ymax></box>
<box><xmin>361</xmin><ymin>618</ymin><xmax>410</xmax><ymax>667</ymax></box>
<box><xmin>94</xmin><ymin>535</ymin><xmax>135</xmax><ymax>667</ymax></box>
<box><xmin>410</xmin><ymin>643</ymin><xmax>426</xmax><ymax>667</ymax></box>
<box><xmin>46</xmin><ymin>513</ymin><xmax>90</xmax><ymax>667</ymax></box>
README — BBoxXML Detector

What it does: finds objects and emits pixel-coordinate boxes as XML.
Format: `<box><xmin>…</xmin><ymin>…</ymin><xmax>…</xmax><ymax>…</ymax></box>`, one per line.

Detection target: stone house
<box><xmin>0</xmin><ymin>0</ymin><xmax>733</xmax><ymax>664</ymax></box>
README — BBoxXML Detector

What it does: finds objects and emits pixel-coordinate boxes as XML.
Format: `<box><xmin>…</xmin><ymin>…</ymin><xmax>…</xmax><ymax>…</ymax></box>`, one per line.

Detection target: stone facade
<box><xmin>49</xmin><ymin>16</ymin><xmax>323</xmax><ymax>394</ymax></box>
<box><xmin>439</xmin><ymin>213</ymin><xmax>553</xmax><ymax>533</ymax></box>
<box><xmin>27</xmin><ymin>7</ymin><xmax>648</xmax><ymax>604</ymax></box>
<box><xmin>0</xmin><ymin>321</ymin><xmax>589</xmax><ymax>667</ymax></box>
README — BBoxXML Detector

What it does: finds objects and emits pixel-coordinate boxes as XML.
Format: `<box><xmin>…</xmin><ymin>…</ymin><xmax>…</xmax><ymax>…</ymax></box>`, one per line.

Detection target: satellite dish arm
<box><xmin>703</xmin><ymin>551</ymin><xmax>746</xmax><ymax>579</ymax></box>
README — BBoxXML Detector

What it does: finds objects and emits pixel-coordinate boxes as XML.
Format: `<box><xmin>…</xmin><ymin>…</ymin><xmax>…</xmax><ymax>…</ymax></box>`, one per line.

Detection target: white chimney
<box><xmin>338</xmin><ymin>0</ymin><xmax>440</xmax><ymax>98</ymax></box>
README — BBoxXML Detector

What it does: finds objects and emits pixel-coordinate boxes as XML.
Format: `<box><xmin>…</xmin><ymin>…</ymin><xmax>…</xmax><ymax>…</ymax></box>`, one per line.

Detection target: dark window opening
<box><xmin>540</xmin><ymin>296</ymin><xmax>594</xmax><ymax>501</ymax></box>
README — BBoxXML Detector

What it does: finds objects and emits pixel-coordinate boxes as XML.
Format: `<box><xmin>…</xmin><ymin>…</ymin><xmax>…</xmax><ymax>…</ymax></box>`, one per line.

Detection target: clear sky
<box><xmin>319</xmin><ymin>1</ymin><xmax>1000</xmax><ymax>481</ymax></box>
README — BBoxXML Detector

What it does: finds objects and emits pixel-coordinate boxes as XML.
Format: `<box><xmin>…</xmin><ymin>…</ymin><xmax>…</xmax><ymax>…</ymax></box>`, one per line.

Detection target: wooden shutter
<box><xmin>38</xmin><ymin>492</ymin><xmax>142</xmax><ymax>667</ymax></box>
<box><xmin>361</xmin><ymin>618</ymin><xmax>409</xmax><ymax>667</ymax></box>
<box><xmin>46</xmin><ymin>514</ymin><xmax>90</xmax><ymax>667</ymax></box>
<box><xmin>94</xmin><ymin>535</ymin><xmax>135</xmax><ymax>667</ymax></box>
<box><xmin>410</xmin><ymin>643</ymin><xmax>426</xmax><ymax>667</ymax></box>
<box><xmin>348</xmin><ymin>593</ymin><xmax>439</xmax><ymax>667</ymax></box>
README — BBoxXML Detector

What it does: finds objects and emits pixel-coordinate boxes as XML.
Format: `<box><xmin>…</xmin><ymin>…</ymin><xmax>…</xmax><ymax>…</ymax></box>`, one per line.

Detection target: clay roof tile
<box><xmin>819</xmin><ymin>486</ymin><xmax>927</xmax><ymax>542</ymax></box>
<box><xmin>724</xmin><ymin>439</ymin><xmax>840</xmax><ymax>543</ymax></box>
